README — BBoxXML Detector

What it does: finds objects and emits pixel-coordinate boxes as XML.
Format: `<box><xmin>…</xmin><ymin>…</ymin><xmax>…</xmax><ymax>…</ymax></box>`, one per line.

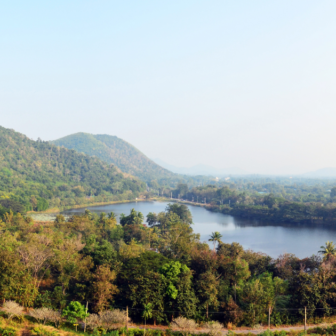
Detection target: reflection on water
<box><xmin>62</xmin><ymin>201</ymin><xmax>336</xmax><ymax>259</ymax></box>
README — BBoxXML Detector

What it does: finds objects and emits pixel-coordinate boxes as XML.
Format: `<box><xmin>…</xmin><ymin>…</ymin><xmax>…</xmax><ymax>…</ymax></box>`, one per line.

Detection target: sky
<box><xmin>1</xmin><ymin>1</ymin><xmax>336</xmax><ymax>175</ymax></box>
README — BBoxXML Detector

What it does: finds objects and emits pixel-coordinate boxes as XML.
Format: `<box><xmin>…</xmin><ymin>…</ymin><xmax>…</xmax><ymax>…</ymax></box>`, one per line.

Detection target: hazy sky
<box><xmin>1</xmin><ymin>1</ymin><xmax>336</xmax><ymax>175</ymax></box>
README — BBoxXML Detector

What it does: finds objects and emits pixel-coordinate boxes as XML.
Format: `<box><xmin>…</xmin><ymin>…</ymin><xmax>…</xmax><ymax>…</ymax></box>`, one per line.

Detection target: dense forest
<box><xmin>0</xmin><ymin>127</ymin><xmax>145</xmax><ymax>212</ymax></box>
<box><xmin>50</xmin><ymin>133</ymin><xmax>176</xmax><ymax>182</ymax></box>
<box><xmin>0</xmin><ymin>203</ymin><xmax>335</xmax><ymax>329</ymax></box>
<box><xmin>157</xmin><ymin>182</ymin><xmax>336</xmax><ymax>225</ymax></box>
<box><xmin>50</xmin><ymin>132</ymin><xmax>217</xmax><ymax>189</ymax></box>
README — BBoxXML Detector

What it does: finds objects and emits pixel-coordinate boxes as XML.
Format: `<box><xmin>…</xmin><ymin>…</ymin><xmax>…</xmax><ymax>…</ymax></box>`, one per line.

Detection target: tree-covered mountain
<box><xmin>50</xmin><ymin>133</ymin><xmax>176</xmax><ymax>182</ymax></box>
<box><xmin>0</xmin><ymin>126</ymin><xmax>145</xmax><ymax>212</ymax></box>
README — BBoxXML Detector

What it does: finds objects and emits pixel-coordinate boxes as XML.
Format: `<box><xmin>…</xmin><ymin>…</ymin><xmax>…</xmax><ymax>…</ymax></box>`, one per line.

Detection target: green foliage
<box><xmin>319</xmin><ymin>241</ymin><xmax>336</xmax><ymax>260</ymax></box>
<box><xmin>62</xmin><ymin>301</ymin><xmax>89</xmax><ymax>324</ymax></box>
<box><xmin>50</xmin><ymin>132</ymin><xmax>175</xmax><ymax>182</ymax></box>
<box><xmin>120</xmin><ymin>209</ymin><xmax>144</xmax><ymax>226</ymax></box>
<box><xmin>146</xmin><ymin>212</ymin><xmax>158</xmax><ymax>227</ymax></box>
<box><xmin>166</xmin><ymin>204</ymin><xmax>192</xmax><ymax>224</ymax></box>
<box><xmin>159</xmin><ymin>261</ymin><xmax>189</xmax><ymax>300</ymax></box>
<box><xmin>0</xmin><ymin>126</ymin><xmax>145</xmax><ymax>212</ymax></box>
<box><xmin>185</xmin><ymin>183</ymin><xmax>336</xmax><ymax>225</ymax></box>
<box><xmin>34</xmin><ymin>291</ymin><xmax>53</xmax><ymax>308</ymax></box>
<box><xmin>1</xmin><ymin>196</ymin><xmax>336</xmax><ymax>328</ymax></box>
<box><xmin>142</xmin><ymin>303</ymin><xmax>153</xmax><ymax>321</ymax></box>
<box><xmin>30</xmin><ymin>327</ymin><xmax>60</xmax><ymax>336</ymax></box>
<box><xmin>0</xmin><ymin>327</ymin><xmax>17</xmax><ymax>336</ymax></box>
<box><xmin>109</xmin><ymin>225</ymin><xmax>124</xmax><ymax>241</ymax></box>
<box><xmin>105</xmin><ymin>331</ymin><xmax>119</xmax><ymax>336</ymax></box>
<box><xmin>36</xmin><ymin>199</ymin><xmax>49</xmax><ymax>212</ymax></box>
<box><xmin>84</xmin><ymin>236</ymin><xmax>117</xmax><ymax>267</ymax></box>
<box><xmin>0</xmin><ymin>200</ymin><xmax>24</xmax><ymax>214</ymax></box>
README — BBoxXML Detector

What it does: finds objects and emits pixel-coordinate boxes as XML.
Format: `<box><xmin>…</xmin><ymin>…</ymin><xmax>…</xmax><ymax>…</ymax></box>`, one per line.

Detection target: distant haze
<box><xmin>1</xmin><ymin>1</ymin><xmax>336</xmax><ymax>175</ymax></box>
<box><xmin>152</xmin><ymin>158</ymin><xmax>247</xmax><ymax>176</ymax></box>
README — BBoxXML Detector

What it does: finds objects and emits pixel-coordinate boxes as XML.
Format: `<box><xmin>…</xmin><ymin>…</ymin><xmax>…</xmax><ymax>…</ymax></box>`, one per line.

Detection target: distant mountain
<box><xmin>303</xmin><ymin>168</ymin><xmax>336</xmax><ymax>178</ymax></box>
<box><xmin>152</xmin><ymin>158</ymin><xmax>247</xmax><ymax>176</ymax></box>
<box><xmin>0</xmin><ymin>126</ymin><xmax>145</xmax><ymax>211</ymax></box>
<box><xmin>51</xmin><ymin>133</ymin><xmax>176</xmax><ymax>181</ymax></box>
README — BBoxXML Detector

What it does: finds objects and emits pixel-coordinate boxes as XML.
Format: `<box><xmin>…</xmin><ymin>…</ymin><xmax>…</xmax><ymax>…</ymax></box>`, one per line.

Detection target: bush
<box><xmin>62</xmin><ymin>301</ymin><xmax>88</xmax><ymax>324</ymax></box>
<box><xmin>0</xmin><ymin>327</ymin><xmax>17</xmax><ymax>336</ymax></box>
<box><xmin>2</xmin><ymin>302</ymin><xmax>24</xmax><ymax>321</ymax></box>
<box><xmin>29</xmin><ymin>308</ymin><xmax>62</xmax><ymax>328</ymax></box>
<box><xmin>30</xmin><ymin>326</ymin><xmax>60</xmax><ymax>336</ymax></box>
<box><xmin>204</xmin><ymin>322</ymin><xmax>224</xmax><ymax>336</ymax></box>
<box><xmin>86</xmin><ymin>310</ymin><xmax>131</xmax><ymax>331</ymax></box>
<box><xmin>171</xmin><ymin>317</ymin><xmax>198</xmax><ymax>336</ymax></box>
<box><xmin>105</xmin><ymin>331</ymin><xmax>119</xmax><ymax>336</ymax></box>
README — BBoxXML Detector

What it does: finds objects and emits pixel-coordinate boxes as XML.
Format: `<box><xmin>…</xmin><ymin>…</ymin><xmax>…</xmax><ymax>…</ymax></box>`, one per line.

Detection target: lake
<box><xmin>62</xmin><ymin>201</ymin><xmax>336</xmax><ymax>259</ymax></box>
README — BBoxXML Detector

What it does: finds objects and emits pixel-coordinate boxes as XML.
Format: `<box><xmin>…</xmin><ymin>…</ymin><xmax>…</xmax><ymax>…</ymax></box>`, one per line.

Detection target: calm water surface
<box><xmin>63</xmin><ymin>201</ymin><xmax>336</xmax><ymax>258</ymax></box>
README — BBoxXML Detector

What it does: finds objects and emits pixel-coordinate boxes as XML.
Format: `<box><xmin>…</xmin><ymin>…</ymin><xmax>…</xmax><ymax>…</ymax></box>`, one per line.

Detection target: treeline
<box><xmin>0</xmin><ymin>126</ymin><xmax>145</xmax><ymax>212</ymax></box>
<box><xmin>0</xmin><ymin>204</ymin><xmax>335</xmax><ymax>328</ymax></box>
<box><xmin>157</xmin><ymin>177</ymin><xmax>336</xmax><ymax>205</ymax></box>
<box><xmin>173</xmin><ymin>184</ymin><xmax>336</xmax><ymax>224</ymax></box>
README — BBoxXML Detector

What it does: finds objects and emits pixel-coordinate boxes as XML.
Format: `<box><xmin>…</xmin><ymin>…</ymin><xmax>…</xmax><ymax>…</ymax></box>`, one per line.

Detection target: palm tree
<box><xmin>319</xmin><ymin>241</ymin><xmax>336</xmax><ymax>260</ymax></box>
<box><xmin>142</xmin><ymin>303</ymin><xmax>153</xmax><ymax>336</ymax></box>
<box><xmin>209</xmin><ymin>232</ymin><xmax>222</xmax><ymax>251</ymax></box>
<box><xmin>108</xmin><ymin>211</ymin><xmax>117</xmax><ymax>220</ymax></box>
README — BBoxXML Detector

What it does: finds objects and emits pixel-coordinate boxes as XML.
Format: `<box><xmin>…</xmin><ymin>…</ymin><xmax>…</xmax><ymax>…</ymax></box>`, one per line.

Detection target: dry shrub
<box><xmin>46</xmin><ymin>310</ymin><xmax>62</xmax><ymax>328</ymax></box>
<box><xmin>86</xmin><ymin>314</ymin><xmax>102</xmax><ymax>330</ymax></box>
<box><xmin>29</xmin><ymin>308</ymin><xmax>50</xmax><ymax>324</ymax></box>
<box><xmin>2</xmin><ymin>301</ymin><xmax>24</xmax><ymax>320</ymax></box>
<box><xmin>86</xmin><ymin>309</ymin><xmax>131</xmax><ymax>331</ymax></box>
<box><xmin>226</xmin><ymin>322</ymin><xmax>236</xmax><ymax>330</ymax></box>
<box><xmin>204</xmin><ymin>321</ymin><xmax>224</xmax><ymax>336</ymax></box>
<box><xmin>29</xmin><ymin>308</ymin><xmax>62</xmax><ymax>327</ymax></box>
<box><xmin>171</xmin><ymin>317</ymin><xmax>198</xmax><ymax>336</ymax></box>
<box><xmin>220</xmin><ymin>298</ymin><xmax>243</xmax><ymax>326</ymax></box>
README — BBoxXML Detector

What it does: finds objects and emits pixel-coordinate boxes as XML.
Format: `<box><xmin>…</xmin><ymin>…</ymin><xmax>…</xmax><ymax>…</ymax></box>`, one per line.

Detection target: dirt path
<box><xmin>132</xmin><ymin>322</ymin><xmax>336</xmax><ymax>335</ymax></box>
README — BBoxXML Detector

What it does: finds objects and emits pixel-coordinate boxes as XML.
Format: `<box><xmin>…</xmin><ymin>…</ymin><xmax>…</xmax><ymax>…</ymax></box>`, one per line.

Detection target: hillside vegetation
<box><xmin>0</xmin><ymin>126</ymin><xmax>145</xmax><ymax>211</ymax></box>
<box><xmin>51</xmin><ymin>133</ymin><xmax>176</xmax><ymax>182</ymax></box>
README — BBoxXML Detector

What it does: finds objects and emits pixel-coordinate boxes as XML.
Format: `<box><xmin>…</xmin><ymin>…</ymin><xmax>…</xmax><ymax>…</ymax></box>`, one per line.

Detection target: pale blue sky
<box><xmin>1</xmin><ymin>1</ymin><xmax>336</xmax><ymax>174</ymax></box>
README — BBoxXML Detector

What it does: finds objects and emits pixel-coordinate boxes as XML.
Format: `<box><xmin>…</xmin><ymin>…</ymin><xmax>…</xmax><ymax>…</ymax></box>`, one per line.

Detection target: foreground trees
<box><xmin>0</xmin><ymin>206</ymin><xmax>336</xmax><ymax>327</ymax></box>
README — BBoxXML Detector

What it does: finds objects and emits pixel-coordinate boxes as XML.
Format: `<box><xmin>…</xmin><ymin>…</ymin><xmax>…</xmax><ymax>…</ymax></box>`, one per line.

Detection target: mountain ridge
<box><xmin>50</xmin><ymin>133</ymin><xmax>176</xmax><ymax>181</ymax></box>
<box><xmin>302</xmin><ymin>167</ymin><xmax>336</xmax><ymax>178</ymax></box>
<box><xmin>0</xmin><ymin>126</ymin><xmax>145</xmax><ymax>211</ymax></box>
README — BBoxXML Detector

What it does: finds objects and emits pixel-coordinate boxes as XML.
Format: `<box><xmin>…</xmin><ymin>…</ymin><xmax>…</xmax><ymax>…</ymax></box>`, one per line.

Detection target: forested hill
<box><xmin>0</xmin><ymin>126</ymin><xmax>145</xmax><ymax>212</ymax></box>
<box><xmin>50</xmin><ymin>133</ymin><xmax>176</xmax><ymax>181</ymax></box>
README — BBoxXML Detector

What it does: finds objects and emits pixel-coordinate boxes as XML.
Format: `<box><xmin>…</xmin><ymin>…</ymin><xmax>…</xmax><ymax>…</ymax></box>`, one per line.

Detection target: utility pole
<box><xmin>126</xmin><ymin>306</ymin><xmax>129</xmax><ymax>332</ymax></box>
<box><xmin>84</xmin><ymin>301</ymin><xmax>88</xmax><ymax>332</ymax></box>
<box><xmin>304</xmin><ymin>307</ymin><xmax>307</xmax><ymax>334</ymax></box>
<box><xmin>171</xmin><ymin>192</ymin><xmax>172</xmax><ymax>199</ymax></box>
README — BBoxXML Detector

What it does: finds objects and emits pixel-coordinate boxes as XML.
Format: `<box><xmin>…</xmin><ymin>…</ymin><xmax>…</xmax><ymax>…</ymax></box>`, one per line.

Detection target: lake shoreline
<box><xmin>30</xmin><ymin>199</ymin><xmax>336</xmax><ymax>257</ymax></box>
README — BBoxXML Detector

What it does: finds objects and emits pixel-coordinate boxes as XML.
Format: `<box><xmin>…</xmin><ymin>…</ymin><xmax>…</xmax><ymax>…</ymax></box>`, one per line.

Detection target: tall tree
<box><xmin>319</xmin><ymin>241</ymin><xmax>336</xmax><ymax>261</ymax></box>
<box><xmin>209</xmin><ymin>232</ymin><xmax>222</xmax><ymax>251</ymax></box>
<box><xmin>92</xmin><ymin>265</ymin><xmax>118</xmax><ymax>312</ymax></box>
<box><xmin>196</xmin><ymin>271</ymin><xmax>219</xmax><ymax>319</ymax></box>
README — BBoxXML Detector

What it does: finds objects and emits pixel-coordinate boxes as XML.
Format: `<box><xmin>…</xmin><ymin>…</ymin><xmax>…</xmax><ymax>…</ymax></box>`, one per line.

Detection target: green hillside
<box><xmin>50</xmin><ymin>133</ymin><xmax>176</xmax><ymax>181</ymax></box>
<box><xmin>0</xmin><ymin>126</ymin><xmax>145</xmax><ymax>212</ymax></box>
